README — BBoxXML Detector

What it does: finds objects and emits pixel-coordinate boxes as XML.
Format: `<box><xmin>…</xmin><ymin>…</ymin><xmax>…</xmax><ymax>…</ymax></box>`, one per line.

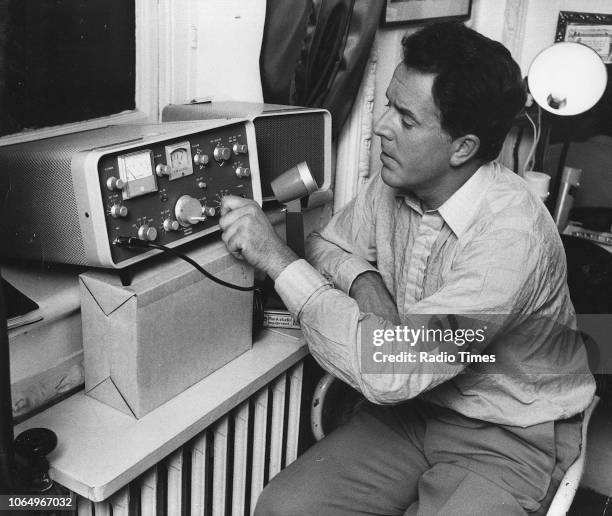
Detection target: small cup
<box><xmin>524</xmin><ymin>171</ymin><xmax>551</xmax><ymax>202</ymax></box>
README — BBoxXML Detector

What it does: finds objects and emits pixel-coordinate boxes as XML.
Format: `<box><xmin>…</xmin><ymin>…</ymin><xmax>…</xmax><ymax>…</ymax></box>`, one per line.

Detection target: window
<box><xmin>0</xmin><ymin>0</ymin><xmax>157</xmax><ymax>144</ymax></box>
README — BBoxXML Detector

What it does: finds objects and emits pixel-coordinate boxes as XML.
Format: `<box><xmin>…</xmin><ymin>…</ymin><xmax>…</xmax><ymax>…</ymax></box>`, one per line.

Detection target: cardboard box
<box><xmin>79</xmin><ymin>241</ymin><xmax>253</xmax><ymax>418</ymax></box>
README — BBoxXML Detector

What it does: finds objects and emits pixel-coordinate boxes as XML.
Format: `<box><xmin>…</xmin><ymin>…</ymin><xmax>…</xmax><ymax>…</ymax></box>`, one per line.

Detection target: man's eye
<box><xmin>401</xmin><ymin>118</ymin><xmax>414</xmax><ymax>128</ymax></box>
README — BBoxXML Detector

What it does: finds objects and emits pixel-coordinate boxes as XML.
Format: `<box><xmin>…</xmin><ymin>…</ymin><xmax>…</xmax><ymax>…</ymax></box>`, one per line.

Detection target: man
<box><xmin>219</xmin><ymin>22</ymin><xmax>595</xmax><ymax>515</ymax></box>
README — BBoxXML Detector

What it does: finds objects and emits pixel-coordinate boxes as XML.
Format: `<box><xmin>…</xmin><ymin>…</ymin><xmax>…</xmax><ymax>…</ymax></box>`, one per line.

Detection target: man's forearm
<box><xmin>350</xmin><ymin>271</ymin><xmax>401</xmax><ymax>324</ymax></box>
<box><xmin>306</xmin><ymin>232</ymin><xmax>377</xmax><ymax>293</ymax></box>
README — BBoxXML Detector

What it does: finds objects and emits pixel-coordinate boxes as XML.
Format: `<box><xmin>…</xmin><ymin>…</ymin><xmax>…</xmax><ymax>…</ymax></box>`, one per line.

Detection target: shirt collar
<box><xmin>437</xmin><ymin>162</ymin><xmax>496</xmax><ymax>237</ymax></box>
<box><xmin>397</xmin><ymin>162</ymin><xmax>496</xmax><ymax>237</ymax></box>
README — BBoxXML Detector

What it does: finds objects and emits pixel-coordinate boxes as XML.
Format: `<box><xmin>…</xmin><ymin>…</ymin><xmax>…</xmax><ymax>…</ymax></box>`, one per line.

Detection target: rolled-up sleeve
<box><xmin>305</xmin><ymin>174</ymin><xmax>381</xmax><ymax>293</ymax></box>
<box><xmin>275</xmin><ymin>228</ymin><xmax>543</xmax><ymax>405</ymax></box>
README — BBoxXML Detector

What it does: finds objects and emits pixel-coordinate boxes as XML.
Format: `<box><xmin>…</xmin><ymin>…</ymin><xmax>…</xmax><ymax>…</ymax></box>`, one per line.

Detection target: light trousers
<box><xmin>255</xmin><ymin>400</ymin><xmax>581</xmax><ymax>515</ymax></box>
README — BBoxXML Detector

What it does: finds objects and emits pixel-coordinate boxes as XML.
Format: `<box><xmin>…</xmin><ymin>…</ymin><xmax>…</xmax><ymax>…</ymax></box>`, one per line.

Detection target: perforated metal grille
<box><xmin>0</xmin><ymin>126</ymin><xmax>153</xmax><ymax>265</ymax></box>
<box><xmin>0</xmin><ymin>138</ymin><xmax>87</xmax><ymax>264</ymax></box>
<box><xmin>254</xmin><ymin>114</ymin><xmax>325</xmax><ymax>199</ymax></box>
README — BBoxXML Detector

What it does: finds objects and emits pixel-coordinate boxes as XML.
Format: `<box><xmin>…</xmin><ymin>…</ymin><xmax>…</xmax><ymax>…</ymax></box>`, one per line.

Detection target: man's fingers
<box><xmin>218</xmin><ymin>204</ymin><xmax>260</xmax><ymax>232</ymax></box>
<box><xmin>220</xmin><ymin>195</ymin><xmax>255</xmax><ymax>217</ymax></box>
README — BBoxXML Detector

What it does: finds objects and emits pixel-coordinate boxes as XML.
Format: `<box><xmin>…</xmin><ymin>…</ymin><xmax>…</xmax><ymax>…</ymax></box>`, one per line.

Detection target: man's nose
<box><xmin>373</xmin><ymin>109</ymin><xmax>392</xmax><ymax>140</ymax></box>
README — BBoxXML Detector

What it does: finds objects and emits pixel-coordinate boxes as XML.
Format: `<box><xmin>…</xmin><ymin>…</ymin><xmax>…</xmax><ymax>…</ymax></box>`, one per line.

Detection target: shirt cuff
<box><xmin>275</xmin><ymin>259</ymin><xmax>332</xmax><ymax>317</ymax></box>
<box><xmin>334</xmin><ymin>255</ymin><xmax>378</xmax><ymax>293</ymax></box>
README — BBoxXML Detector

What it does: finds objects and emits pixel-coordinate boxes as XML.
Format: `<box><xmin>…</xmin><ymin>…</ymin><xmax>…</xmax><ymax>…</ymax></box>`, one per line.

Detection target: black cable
<box><xmin>114</xmin><ymin>237</ymin><xmax>256</xmax><ymax>292</ymax></box>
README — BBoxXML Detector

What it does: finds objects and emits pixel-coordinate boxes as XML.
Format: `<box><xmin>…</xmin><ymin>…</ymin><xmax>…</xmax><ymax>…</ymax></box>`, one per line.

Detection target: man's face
<box><xmin>374</xmin><ymin>65</ymin><xmax>454</xmax><ymax>196</ymax></box>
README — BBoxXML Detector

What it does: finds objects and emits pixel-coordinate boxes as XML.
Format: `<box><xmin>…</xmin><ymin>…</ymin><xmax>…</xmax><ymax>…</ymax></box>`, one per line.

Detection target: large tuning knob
<box><xmin>175</xmin><ymin>195</ymin><xmax>206</xmax><ymax>227</ymax></box>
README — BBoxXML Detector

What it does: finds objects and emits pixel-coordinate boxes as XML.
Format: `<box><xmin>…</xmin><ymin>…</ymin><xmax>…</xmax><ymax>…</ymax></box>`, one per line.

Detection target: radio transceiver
<box><xmin>162</xmin><ymin>102</ymin><xmax>331</xmax><ymax>201</ymax></box>
<box><xmin>0</xmin><ymin>120</ymin><xmax>261</xmax><ymax>268</ymax></box>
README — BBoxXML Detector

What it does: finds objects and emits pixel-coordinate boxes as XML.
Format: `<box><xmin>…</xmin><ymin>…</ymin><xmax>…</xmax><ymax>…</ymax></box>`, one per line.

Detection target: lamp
<box><xmin>528</xmin><ymin>42</ymin><xmax>607</xmax><ymax>116</ymax></box>
<box><xmin>526</xmin><ymin>42</ymin><xmax>608</xmax><ymax>229</ymax></box>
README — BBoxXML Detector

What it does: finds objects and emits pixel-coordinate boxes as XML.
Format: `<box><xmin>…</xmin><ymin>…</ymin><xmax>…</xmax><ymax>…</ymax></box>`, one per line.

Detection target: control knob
<box><xmin>156</xmin><ymin>164</ymin><xmax>171</xmax><ymax>177</ymax></box>
<box><xmin>163</xmin><ymin>218</ymin><xmax>180</xmax><ymax>232</ymax></box>
<box><xmin>203</xmin><ymin>206</ymin><xmax>217</xmax><ymax>217</ymax></box>
<box><xmin>110</xmin><ymin>204</ymin><xmax>128</xmax><ymax>218</ymax></box>
<box><xmin>232</xmin><ymin>143</ymin><xmax>248</xmax><ymax>155</ymax></box>
<box><xmin>106</xmin><ymin>176</ymin><xmax>125</xmax><ymax>191</ymax></box>
<box><xmin>138</xmin><ymin>225</ymin><xmax>158</xmax><ymax>241</ymax></box>
<box><xmin>193</xmin><ymin>153</ymin><xmax>209</xmax><ymax>166</ymax></box>
<box><xmin>235</xmin><ymin>167</ymin><xmax>251</xmax><ymax>178</ymax></box>
<box><xmin>213</xmin><ymin>146</ymin><xmax>231</xmax><ymax>162</ymax></box>
<box><xmin>175</xmin><ymin>195</ymin><xmax>206</xmax><ymax>226</ymax></box>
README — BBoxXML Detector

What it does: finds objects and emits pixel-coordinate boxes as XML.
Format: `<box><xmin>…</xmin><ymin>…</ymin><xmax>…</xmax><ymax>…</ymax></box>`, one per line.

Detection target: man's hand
<box><xmin>219</xmin><ymin>195</ymin><xmax>298</xmax><ymax>280</ymax></box>
<box><xmin>349</xmin><ymin>271</ymin><xmax>401</xmax><ymax>324</ymax></box>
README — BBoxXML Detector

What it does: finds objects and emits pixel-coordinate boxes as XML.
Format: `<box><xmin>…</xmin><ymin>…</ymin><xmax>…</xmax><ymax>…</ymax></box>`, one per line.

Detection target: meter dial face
<box><xmin>165</xmin><ymin>141</ymin><xmax>194</xmax><ymax>180</ymax></box>
<box><xmin>117</xmin><ymin>150</ymin><xmax>158</xmax><ymax>199</ymax></box>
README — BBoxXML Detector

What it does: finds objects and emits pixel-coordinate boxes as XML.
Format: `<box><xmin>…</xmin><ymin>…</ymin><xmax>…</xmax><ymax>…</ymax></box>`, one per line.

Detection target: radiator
<box><xmin>71</xmin><ymin>363</ymin><xmax>303</xmax><ymax>516</ymax></box>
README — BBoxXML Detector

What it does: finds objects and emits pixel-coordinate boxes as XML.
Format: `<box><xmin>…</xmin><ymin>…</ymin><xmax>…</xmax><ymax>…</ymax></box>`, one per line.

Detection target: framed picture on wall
<box><xmin>556</xmin><ymin>11</ymin><xmax>612</xmax><ymax>64</ymax></box>
<box><xmin>382</xmin><ymin>0</ymin><xmax>472</xmax><ymax>27</ymax></box>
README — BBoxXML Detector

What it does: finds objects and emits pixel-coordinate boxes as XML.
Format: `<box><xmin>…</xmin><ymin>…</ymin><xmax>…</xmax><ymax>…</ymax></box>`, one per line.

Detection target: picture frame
<box><xmin>555</xmin><ymin>11</ymin><xmax>612</xmax><ymax>64</ymax></box>
<box><xmin>382</xmin><ymin>0</ymin><xmax>472</xmax><ymax>27</ymax></box>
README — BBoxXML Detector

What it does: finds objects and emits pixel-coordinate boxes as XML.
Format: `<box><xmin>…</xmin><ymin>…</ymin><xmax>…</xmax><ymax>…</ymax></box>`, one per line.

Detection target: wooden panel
<box><xmin>190</xmin><ymin>432</ymin><xmax>208</xmax><ymax>516</ymax></box>
<box><xmin>167</xmin><ymin>449</ymin><xmax>183</xmax><ymax>515</ymax></box>
<box><xmin>268</xmin><ymin>375</ymin><xmax>286</xmax><ymax>479</ymax></box>
<box><xmin>249</xmin><ymin>388</ymin><xmax>269</xmax><ymax>515</ymax></box>
<box><xmin>140</xmin><ymin>468</ymin><xmax>158</xmax><ymax>515</ymax></box>
<box><xmin>92</xmin><ymin>501</ymin><xmax>111</xmax><ymax>516</ymax></box>
<box><xmin>212</xmin><ymin>417</ymin><xmax>229</xmax><ymax>516</ymax></box>
<box><xmin>285</xmin><ymin>363</ymin><xmax>303</xmax><ymax>466</ymax></box>
<box><xmin>76</xmin><ymin>496</ymin><xmax>94</xmax><ymax>516</ymax></box>
<box><xmin>232</xmin><ymin>402</ymin><xmax>250</xmax><ymax>516</ymax></box>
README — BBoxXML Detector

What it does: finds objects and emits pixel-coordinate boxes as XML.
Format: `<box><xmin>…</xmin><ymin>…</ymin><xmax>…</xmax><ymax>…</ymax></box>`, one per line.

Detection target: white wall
<box><xmin>520</xmin><ymin>0</ymin><xmax>612</xmax><ymax>75</ymax></box>
<box><xmin>159</xmin><ymin>0</ymin><xmax>266</xmax><ymax>107</ymax></box>
<box><xmin>364</xmin><ymin>0</ymin><xmax>516</xmax><ymax>193</ymax></box>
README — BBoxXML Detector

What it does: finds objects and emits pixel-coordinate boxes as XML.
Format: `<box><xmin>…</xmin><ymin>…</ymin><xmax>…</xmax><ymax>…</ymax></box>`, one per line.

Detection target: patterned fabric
<box><xmin>275</xmin><ymin>161</ymin><xmax>595</xmax><ymax>426</ymax></box>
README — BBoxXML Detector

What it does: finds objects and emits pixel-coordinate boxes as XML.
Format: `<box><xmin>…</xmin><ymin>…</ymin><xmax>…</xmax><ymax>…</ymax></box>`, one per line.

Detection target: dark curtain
<box><xmin>260</xmin><ymin>0</ymin><xmax>385</xmax><ymax>139</ymax></box>
<box><xmin>0</xmin><ymin>1</ymin><xmax>14</xmax><ymax>136</ymax></box>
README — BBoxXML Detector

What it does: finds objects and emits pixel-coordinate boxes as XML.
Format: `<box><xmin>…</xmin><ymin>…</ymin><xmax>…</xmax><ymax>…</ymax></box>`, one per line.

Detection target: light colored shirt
<box><xmin>275</xmin><ymin>162</ymin><xmax>595</xmax><ymax>426</ymax></box>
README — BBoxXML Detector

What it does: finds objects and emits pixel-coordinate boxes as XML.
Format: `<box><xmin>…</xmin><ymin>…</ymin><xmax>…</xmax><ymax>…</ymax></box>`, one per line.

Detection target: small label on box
<box><xmin>263</xmin><ymin>310</ymin><xmax>300</xmax><ymax>329</ymax></box>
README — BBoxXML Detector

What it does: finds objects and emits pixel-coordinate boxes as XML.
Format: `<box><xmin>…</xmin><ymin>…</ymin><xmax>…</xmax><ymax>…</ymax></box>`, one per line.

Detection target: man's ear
<box><xmin>449</xmin><ymin>134</ymin><xmax>480</xmax><ymax>167</ymax></box>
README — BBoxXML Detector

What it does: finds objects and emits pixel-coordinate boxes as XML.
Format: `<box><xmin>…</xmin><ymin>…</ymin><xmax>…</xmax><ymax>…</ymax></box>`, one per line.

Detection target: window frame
<box><xmin>0</xmin><ymin>0</ymin><xmax>159</xmax><ymax>147</ymax></box>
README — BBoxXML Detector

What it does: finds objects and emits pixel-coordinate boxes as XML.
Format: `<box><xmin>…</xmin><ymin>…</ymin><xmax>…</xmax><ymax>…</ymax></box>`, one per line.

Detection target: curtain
<box><xmin>260</xmin><ymin>0</ymin><xmax>384</xmax><ymax>139</ymax></box>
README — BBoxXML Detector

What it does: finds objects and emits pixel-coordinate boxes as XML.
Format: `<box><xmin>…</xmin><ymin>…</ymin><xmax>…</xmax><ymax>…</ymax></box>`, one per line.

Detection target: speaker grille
<box><xmin>0</xmin><ymin>143</ymin><xmax>87</xmax><ymax>264</ymax></box>
<box><xmin>254</xmin><ymin>114</ymin><xmax>325</xmax><ymax>199</ymax></box>
<box><xmin>0</xmin><ymin>126</ymin><xmax>152</xmax><ymax>265</ymax></box>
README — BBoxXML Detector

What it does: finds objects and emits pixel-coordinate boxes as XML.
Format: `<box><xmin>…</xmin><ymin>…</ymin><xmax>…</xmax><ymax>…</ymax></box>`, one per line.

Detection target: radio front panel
<box><xmin>97</xmin><ymin>124</ymin><xmax>256</xmax><ymax>265</ymax></box>
<box><xmin>0</xmin><ymin>120</ymin><xmax>261</xmax><ymax>268</ymax></box>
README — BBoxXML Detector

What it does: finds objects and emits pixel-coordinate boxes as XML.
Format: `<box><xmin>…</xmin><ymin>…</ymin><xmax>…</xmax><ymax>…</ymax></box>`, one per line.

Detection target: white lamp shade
<box><xmin>528</xmin><ymin>42</ymin><xmax>608</xmax><ymax>116</ymax></box>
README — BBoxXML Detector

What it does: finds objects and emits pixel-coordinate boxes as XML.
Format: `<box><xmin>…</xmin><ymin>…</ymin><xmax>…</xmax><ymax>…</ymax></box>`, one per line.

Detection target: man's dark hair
<box><xmin>402</xmin><ymin>22</ymin><xmax>526</xmax><ymax>162</ymax></box>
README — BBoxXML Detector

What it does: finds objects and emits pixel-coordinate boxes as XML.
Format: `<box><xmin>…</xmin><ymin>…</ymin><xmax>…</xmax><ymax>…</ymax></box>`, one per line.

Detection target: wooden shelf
<box><xmin>15</xmin><ymin>328</ymin><xmax>307</xmax><ymax>502</ymax></box>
